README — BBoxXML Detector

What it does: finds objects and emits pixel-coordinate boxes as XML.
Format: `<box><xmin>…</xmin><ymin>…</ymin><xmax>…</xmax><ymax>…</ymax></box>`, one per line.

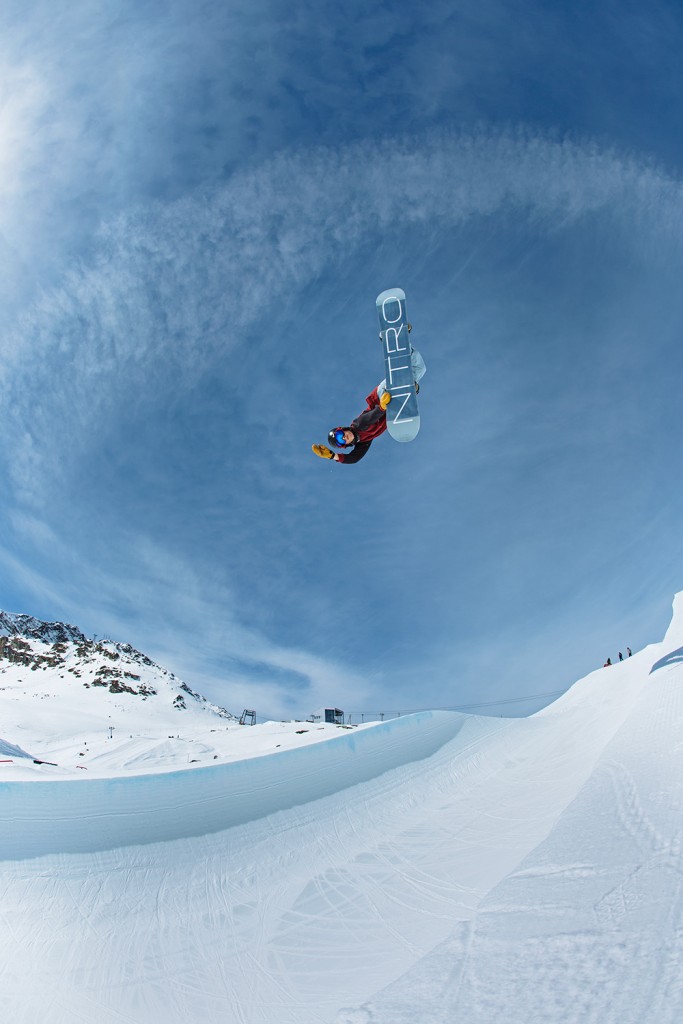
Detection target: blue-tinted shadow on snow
<box><xmin>0</xmin><ymin>737</ymin><xmax>34</xmax><ymax>760</ymax></box>
<box><xmin>649</xmin><ymin>647</ymin><xmax>683</xmax><ymax>674</ymax></box>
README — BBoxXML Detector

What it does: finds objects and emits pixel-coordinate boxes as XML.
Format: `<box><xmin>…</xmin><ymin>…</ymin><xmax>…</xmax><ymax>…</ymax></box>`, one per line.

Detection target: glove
<box><xmin>312</xmin><ymin>444</ymin><xmax>335</xmax><ymax>460</ymax></box>
<box><xmin>379</xmin><ymin>391</ymin><xmax>391</xmax><ymax>410</ymax></box>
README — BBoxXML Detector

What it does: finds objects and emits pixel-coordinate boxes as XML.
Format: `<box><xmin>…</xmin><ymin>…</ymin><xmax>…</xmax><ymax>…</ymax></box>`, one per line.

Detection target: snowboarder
<box><xmin>312</xmin><ymin>349</ymin><xmax>425</xmax><ymax>465</ymax></box>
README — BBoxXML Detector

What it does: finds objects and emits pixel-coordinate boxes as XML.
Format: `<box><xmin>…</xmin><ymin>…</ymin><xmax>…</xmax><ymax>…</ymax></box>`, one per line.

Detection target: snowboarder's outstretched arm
<box><xmin>311</xmin><ymin>441</ymin><xmax>373</xmax><ymax>463</ymax></box>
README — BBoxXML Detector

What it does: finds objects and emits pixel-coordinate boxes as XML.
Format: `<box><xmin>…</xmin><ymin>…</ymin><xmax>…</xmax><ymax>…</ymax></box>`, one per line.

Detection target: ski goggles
<box><xmin>333</xmin><ymin>429</ymin><xmax>347</xmax><ymax>447</ymax></box>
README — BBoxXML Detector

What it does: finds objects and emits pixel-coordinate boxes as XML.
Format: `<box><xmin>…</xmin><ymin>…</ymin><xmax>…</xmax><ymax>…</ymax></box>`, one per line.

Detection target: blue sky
<box><xmin>3</xmin><ymin>0</ymin><xmax>683</xmax><ymax>719</ymax></box>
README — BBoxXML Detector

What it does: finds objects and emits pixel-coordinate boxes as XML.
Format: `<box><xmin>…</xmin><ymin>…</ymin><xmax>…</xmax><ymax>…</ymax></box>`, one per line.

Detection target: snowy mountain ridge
<box><xmin>0</xmin><ymin>607</ymin><xmax>232</xmax><ymax>716</ymax></box>
<box><xmin>0</xmin><ymin>609</ymin><xmax>89</xmax><ymax>645</ymax></box>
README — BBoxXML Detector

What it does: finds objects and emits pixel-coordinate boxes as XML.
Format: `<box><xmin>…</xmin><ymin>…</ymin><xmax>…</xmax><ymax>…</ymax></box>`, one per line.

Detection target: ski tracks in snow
<box><xmin>336</xmin><ymin>659</ymin><xmax>683</xmax><ymax>1024</ymax></box>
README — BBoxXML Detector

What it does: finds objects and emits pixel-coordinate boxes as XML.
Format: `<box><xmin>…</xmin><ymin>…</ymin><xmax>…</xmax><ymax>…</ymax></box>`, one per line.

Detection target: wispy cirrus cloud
<box><xmin>0</xmin><ymin>514</ymin><xmax>371</xmax><ymax>717</ymax></box>
<box><xmin>4</xmin><ymin>128</ymin><xmax>683</xmax><ymax>503</ymax></box>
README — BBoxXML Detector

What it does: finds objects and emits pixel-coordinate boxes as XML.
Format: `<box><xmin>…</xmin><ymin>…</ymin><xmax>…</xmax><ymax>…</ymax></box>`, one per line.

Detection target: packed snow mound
<box><xmin>349</xmin><ymin>607</ymin><xmax>683</xmax><ymax>1024</ymax></box>
<box><xmin>662</xmin><ymin>590</ymin><xmax>683</xmax><ymax>645</ymax></box>
<box><xmin>2</xmin><ymin>594</ymin><xmax>683</xmax><ymax>1024</ymax></box>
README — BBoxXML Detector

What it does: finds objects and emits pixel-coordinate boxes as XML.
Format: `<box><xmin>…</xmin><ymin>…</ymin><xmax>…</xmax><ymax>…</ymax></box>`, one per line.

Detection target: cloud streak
<box><xmin>5</xmin><ymin>128</ymin><xmax>683</xmax><ymax>495</ymax></box>
<box><xmin>0</xmin><ymin>516</ymin><xmax>371</xmax><ymax>717</ymax></box>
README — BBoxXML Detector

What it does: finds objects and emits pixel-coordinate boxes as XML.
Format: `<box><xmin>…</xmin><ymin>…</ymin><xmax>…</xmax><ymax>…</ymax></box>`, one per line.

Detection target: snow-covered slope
<box><xmin>0</xmin><ymin>610</ymin><xmax>90</xmax><ymax>644</ymax></box>
<box><xmin>0</xmin><ymin>610</ymin><xmax>375</xmax><ymax>777</ymax></box>
<box><xmin>343</xmin><ymin>608</ymin><xmax>683</xmax><ymax>1024</ymax></box>
<box><xmin>0</xmin><ymin>609</ymin><xmax>234</xmax><ymax>749</ymax></box>
<box><xmin>2</xmin><ymin>599</ymin><xmax>683</xmax><ymax>1023</ymax></box>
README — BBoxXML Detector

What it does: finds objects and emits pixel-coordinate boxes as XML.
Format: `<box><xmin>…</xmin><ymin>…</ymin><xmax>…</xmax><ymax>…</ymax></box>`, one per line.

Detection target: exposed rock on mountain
<box><xmin>0</xmin><ymin>609</ymin><xmax>234</xmax><ymax>717</ymax></box>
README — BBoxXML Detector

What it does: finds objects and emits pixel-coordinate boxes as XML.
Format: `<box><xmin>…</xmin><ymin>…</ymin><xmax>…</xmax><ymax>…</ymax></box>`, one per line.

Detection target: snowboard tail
<box><xmin>376</xmin><ymin>287</ymin><xmax>420</xmax><ymax>442</ymax></box>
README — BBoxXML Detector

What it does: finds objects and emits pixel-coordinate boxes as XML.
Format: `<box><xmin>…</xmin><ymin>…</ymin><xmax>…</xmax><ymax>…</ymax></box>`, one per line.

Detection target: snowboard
<box><xmin>376</xmin><ymin>287</ymin><xmax>420</xmax><ymax>442</ymax></box>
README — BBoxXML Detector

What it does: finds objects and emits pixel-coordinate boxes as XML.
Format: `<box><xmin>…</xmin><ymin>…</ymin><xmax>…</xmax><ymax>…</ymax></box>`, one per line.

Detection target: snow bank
<box><xmin>345</xmin><ymin>642</ymin><xmax>683</xmax><ymax>1024</ymax></box>
<box><xmin>0</xmin><ymin>709</ymin><xmax>469</xmax><ymax>859</ymax></box>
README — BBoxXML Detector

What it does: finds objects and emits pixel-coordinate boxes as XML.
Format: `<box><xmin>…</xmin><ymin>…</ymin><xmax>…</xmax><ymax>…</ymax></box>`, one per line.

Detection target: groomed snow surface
<box><xmin>3</xmin><ymin>600</ymin><xmax>683</xmax><ymax>1023</ymax></box>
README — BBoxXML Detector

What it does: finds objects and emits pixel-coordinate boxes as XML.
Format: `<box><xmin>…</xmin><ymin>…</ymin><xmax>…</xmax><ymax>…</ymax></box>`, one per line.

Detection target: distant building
<box><xmin>309</xmin><ymin>707</ymin><xmax>345</xmax><ymax>725</ymax></box>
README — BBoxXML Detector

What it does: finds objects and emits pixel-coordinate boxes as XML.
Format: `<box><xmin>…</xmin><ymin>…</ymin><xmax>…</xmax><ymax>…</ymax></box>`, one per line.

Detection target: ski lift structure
<box><xmin>308</xmin><ymin>707</ymin><xmax>345</xmax><ymax>725</ymax></box>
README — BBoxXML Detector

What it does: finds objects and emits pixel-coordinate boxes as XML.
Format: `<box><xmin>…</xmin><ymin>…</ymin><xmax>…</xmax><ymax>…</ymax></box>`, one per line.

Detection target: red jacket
<box><xmin>336</xmin><ymin>387</ymin><xmax>386</xmax><ymax>464</ymax></box>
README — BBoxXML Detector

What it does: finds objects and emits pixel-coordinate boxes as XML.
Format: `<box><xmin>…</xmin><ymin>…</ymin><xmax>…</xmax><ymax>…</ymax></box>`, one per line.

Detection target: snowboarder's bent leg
<box><xmin>411</xmin><ymin>348</ymin><xmax>426</xmax><ymax>383</ymax></box>
<box><xmin>376</xmin><ymin>350</ymin><xmax>423</xmax><ymax>401</ymax></box>
<box><xmin>377</xmin><ymin>349</ymin><xmax>425</xmax><ymax>401</ymax></box>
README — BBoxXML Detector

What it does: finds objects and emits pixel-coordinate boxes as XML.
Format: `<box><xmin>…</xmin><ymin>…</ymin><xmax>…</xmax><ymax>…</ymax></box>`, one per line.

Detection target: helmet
<box><xmin>329</xmin><ymin>427</ymin><xmax>350</xmax><ymax>448</ymax></box>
